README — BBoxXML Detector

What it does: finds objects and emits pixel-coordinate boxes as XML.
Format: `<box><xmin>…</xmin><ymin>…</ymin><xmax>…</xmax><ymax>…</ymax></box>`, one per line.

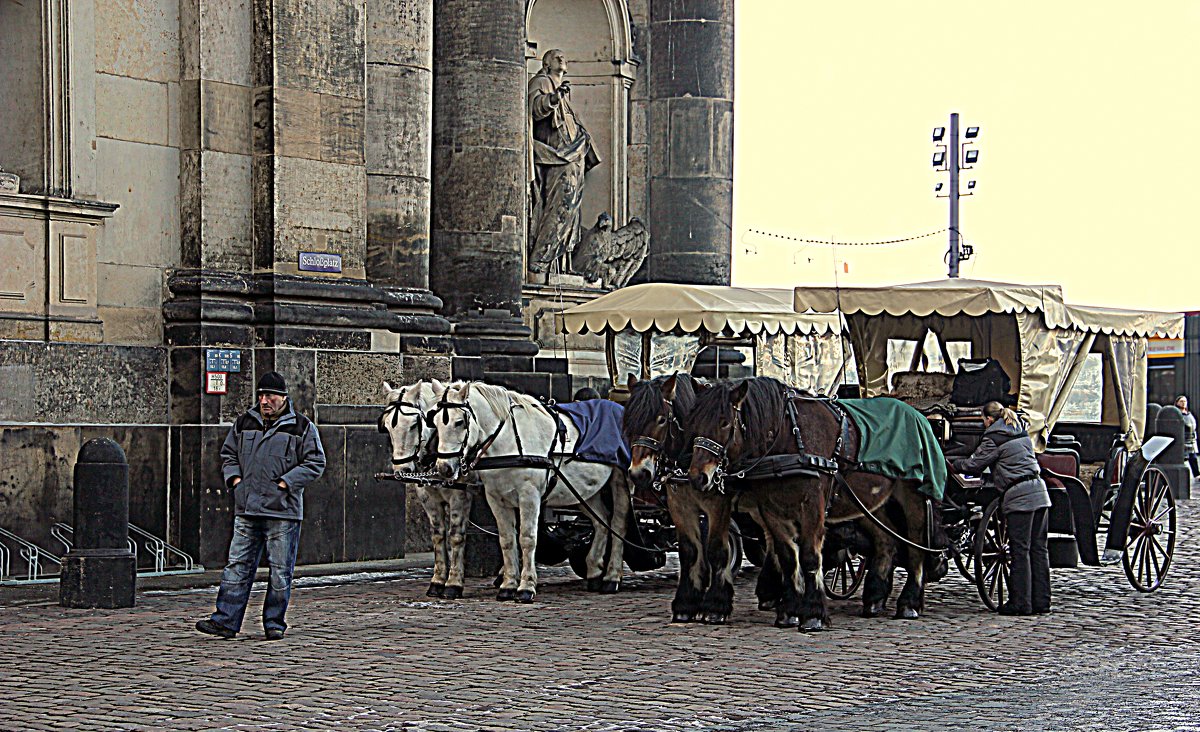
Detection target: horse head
<box><xmin>687</xmin><ymin>380</ymin><xmax>753</xmax><ymax>492</ymax></box>
<box><xmin>623</xmin><ymin>373</ymin><xmax>695</xmax><ymax>491</ymax></box>
<box><xmin>379</xmin><ymin>380</ymin><xmax>446</xmax><ymax>475</ymax></box>
<box><xmin>430</xmin><ymin>381</ymin><xmax>483</xmax><ymax>481</ymax></box>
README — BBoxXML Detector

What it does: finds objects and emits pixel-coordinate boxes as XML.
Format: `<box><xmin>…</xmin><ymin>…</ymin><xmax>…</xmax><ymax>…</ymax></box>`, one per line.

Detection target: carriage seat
<box><xmin>888</xmin><ymin>371</ymin><xmax>956</xmax><ymax>411</ymax></box>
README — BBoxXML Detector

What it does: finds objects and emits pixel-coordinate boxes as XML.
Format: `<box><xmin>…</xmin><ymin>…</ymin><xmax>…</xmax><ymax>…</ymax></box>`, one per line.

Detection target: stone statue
<box><xmin>527</xmin><ymin>49</ymin><xmax>600</xmax><ymax>274</ymax></box>
<box><xmin>573</xmin><ymin>213</ymin><xmax>650</xmax><ymax>289</ymax></box>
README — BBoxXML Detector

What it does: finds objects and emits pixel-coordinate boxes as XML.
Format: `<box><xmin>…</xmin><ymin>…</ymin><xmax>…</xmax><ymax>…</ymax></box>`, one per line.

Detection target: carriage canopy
<box><xmin>792</xmin><ymin>279</ymin><xmax>1183</xmax><ymax>450</ymax></box>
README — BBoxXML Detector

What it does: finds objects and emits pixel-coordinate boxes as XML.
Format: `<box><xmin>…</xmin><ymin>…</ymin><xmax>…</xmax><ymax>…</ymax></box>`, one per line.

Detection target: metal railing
<box><xmin>51</xmin><ymin>523</ymin><xmax>138</xmax><ymax>562</ymax></box>
<box><xmin>0</xmin><ymin>527</ymin><xmax>63</xmax><ymax>584</ymax></box>
<box><xmin>1</xmin><ymin>523</ymin><xmax>203</xmax><ymax>584</ymax></box>
<box><xmin>128</xmin><ymin>523</ymin><xmax>202</xmax><ymax>575</ymax></box>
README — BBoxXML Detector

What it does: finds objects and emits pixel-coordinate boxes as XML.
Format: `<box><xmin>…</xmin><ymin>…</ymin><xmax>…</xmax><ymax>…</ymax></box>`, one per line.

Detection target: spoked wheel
<box><xmin>952</xmin><ymin>545</ymin><xmax>976</xmax><ymax>583</ymax></box>
<box><xmin>823</xmin><ymin>549</ymin><xmax>867</xmax><ymax>600</ymax></box>
<box><xmin>974</xmin><ymin>498</ymin><xmax>1010</xmax><ymax>611</ymax></box>
<box><xmin>1122</xmin><ymin>466</ymin><xmax>1177</xmax><ymax>592</ymax></box>
<box><xmin>1096</xmin><ymin>448</ymin><xmax>1128</xmax><ymax>535</ymax></box>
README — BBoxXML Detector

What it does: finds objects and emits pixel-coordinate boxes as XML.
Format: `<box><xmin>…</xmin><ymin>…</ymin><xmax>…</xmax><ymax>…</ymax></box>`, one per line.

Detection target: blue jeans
<box><xmin>211</xmin><ymin>516</ymin><xmax>302</xmax><ymax>633</ymax></box>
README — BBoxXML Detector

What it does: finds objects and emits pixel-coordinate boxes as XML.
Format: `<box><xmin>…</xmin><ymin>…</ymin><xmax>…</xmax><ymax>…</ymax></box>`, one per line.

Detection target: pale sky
<box><xmin>731</xmin><ymin>2</ymin><xmax>1200</xmax><ymax>313</ymax></box>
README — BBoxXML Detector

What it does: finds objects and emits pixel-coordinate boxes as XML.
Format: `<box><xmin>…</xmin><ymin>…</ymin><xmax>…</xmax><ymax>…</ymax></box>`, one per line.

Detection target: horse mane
<box><xmin>459</xmin><ymin>381</ymin><xmax>544</xmax><ymax>422</ymax></box>
<box><xmin>623</xmin><ymin>372</ymin><xmax>697</xmax><ymax>441</ymax></box>
<box><xmin>690</xmin><ymin>377</ymin><xmax>789</xmax><ymax>459</ymax></box>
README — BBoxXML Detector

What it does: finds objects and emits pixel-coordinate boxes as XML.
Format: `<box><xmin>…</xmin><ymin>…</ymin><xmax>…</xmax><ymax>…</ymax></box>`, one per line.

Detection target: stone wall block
<box><xmin>648</xmin><ymin>176</ymin><xmax>733</xmax><ymax>254</ymax></box>
<box><xmin>366</xmin><ymin>174</ymin><xmax>430</xmax><ymax>289</ymax></box>
<box><xmin>199</xmin><ymin>81</ymin><xmax>255</xmax><ymax>155</ymax></box>
<box><xmin>96</xmin><ymin>138</ymin><xmax>181</xmax><ymax>268</ymax></box>
<box><xmin>274</xmin><ymin>0</ymin><xmax>367</xmax><ymax>99</ymax></box>
<box><xmin>273</xmin><ymin>87</ymin><xmax>322</xmax><ymax>160</ymax></box>
<box><xmin>198</xmin><ymin>0</ymin><xmax>255</xmax><ymax>86</ymax></box>
<box><xmin>0</xmin><ymin>427</ymin><xmax>78</xmax><ymax>548</ymax></box>
<box><xmin>433</xmin><ymin>0</ymin><xmax>524</xmax><ymax>62</ymax></box>
<box><xmin>320</xmin><ymin>94</ymin><xmax>366</xmax><ymax>166</ymax></box>
<box><xmin>316</xmin><ymin>351</ymin><xmax>403</xmax><ymax>405</ymax></box>
<box><xmin>256</xmin><ymin>347</ymin><xmax>317</xmax><ymax>416</ymax></box>
<box><xmin>627</xmin><ymin>144</ymin><xmax>648</xmax><ymax>222</ymax></box>
<box><xmin>344</xmin><ymin>426</ymin><xmax>407</xmax><ymax>559</ymax></box>
<box><xmin>273</xmin><ymin>157</ymin><xmax>367</xmax><ymax>273</ymax></box>
<box><xmin>366</xmin><ymin>65</ymin><xmax>431</xmax><ymax>176</ymax></box>
<box><xmin>96</xmin><ymin>0</ymin><xmax>180</xmax><ymax>83</ymax></box>
<box><xmin>666</xmin><ymin>98</ymin><xmax>733</xmax><ymax>179</ymax></box>
<box><xmin>300</xmin><ymin>425</ymin><xmax>347</xmax><ymax>563</ymax></box>
<box><xmin>429</xmin><ymin>230</ymin><xmax>524</xmax><ymax>318</ymax></box>
<box><xmin>648</xmin><ymin>18</ymin><xmax>733</xmax><ymax>100</ymax></box>
<box><xmin>431</xmin><ymin>65</ymin><xmax>526</xmax><ymax>150</ymax></box>
<box><xmin>401</xmin><ymin>354</ymin><xmax>452</xmax><ymax>382</ymax></box>
<box><xmin>200</xmin><ymin>151</ymin><xmax>255</xmax><ymax>271</ymax></box>
<box><xmin>430</xmin><ymin>148</ymin><xmax>524</xmax><ymax>233</ymax></box>
<box><xmin>95</xmin><ymin>74</ymin><xmax>170</xmax><ymax>147</ymax></box>
<box><xmin>98</xmin><ymin>263</ymin><xmax>163</xmax><ymax>309</ymax></box>
<box><xmin>366</xmin><ymin>0</ymin><xmax>432</xmax><ymax>67</ymax></box>
<box><xmin>649</xmin><ymin>0</ymin><xmax>732</xmax><ymax>22</ymax></box>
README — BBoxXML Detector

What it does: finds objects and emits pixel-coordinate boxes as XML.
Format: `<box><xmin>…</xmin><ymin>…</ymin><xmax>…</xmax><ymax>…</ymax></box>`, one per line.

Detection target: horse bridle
<box><xmin>691</xmin><ymin>403</ymin><xmax>746</xmax><ymax>492</ymax></box>
<box><xmin>631</xmin><ymin>394</ymin><xmax>681</xmax><ymax>456</ymax></box>
<box><xmin>379</xmin><ymin>398</ymin><xmax>429</xmax><ymax>468</ymax></box>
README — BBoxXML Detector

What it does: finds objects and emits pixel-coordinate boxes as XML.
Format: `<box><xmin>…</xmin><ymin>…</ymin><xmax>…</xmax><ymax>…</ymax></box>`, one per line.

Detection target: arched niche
<box><xmin>526</xmin><ymin>0</ymin><xmax>637</xmax><ymax>236</ymax></box>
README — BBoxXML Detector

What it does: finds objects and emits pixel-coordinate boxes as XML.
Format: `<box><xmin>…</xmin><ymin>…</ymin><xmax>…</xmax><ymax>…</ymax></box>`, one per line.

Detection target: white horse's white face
<box><xmin>432</xmin><ymin>382</ymin><xmax>478</xmax><ymax>481</ymax></box>
<box><xmin>380</xmin><ymin>380</ymin><xmax>444</xmax><ymax>474</ymax></box>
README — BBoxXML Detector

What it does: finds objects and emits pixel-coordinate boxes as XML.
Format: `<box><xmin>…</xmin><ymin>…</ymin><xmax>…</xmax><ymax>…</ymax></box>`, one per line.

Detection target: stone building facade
<box><xmin>0</xmin><ymin>0</ymin><xmax>734</xmax><ymax>568</ymax></box>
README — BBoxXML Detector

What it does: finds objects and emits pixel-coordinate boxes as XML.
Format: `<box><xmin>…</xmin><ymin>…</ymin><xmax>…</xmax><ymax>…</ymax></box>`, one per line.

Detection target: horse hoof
<box><xmin>799</xmin><ymin>618</ymin><xmax>825</xmax><ymax>632</ymax></box>
<box><xmin>443</xmin><ymin>585</ymin><xmax>463</xmax><ymax>600</ymax></box>
<box><xmin>702</xmin><ymin>614</ymin><xmax>727</xmax><ymax>625</ymax></box>
<box><xmin>863</xmin><ymin>603</ymin><xmax>885</xmax><ymax>619</ymax></box>
<box><xmin>516</xmin><ymin>590</ymin><xmax>535</xmax><ymax>604</ymax></box>
<box><xmin>426</xmin><ymin>582</ymin><xmax>445</xmax><ymax>598</ymax></box>
<box><xmin>496</xmin><ymin>588</ymin><xmax>517</xmax><ymax>601</ymax></box>
<box><xmin>671</xmin><ymin>613</ymin><xmax>696</xmax><ymax>624</ymax></box>
<box><xmin>599</xmin><ymin>581</ymin><xmax>620</xmax><ymax>594</ymax></box>
<box><xmin>586</xmin><ymin>578</ymin><xmax>603</xmax><ymax>592</ymax></box>
<box><xmin>774</xmin><ymin>615</ymin><xmax>800</xmax><ymax>629</ymax></box>
<box><xmin>759</xmin><ymin>599</ymin><xmax>779</xmax><ymax>611</ymax></box>
<box><xmin>492</xmin><ymin>575</ymin><xmax>503</xmax><ymax>589</ymax></box>
<box><xmin>894</xmin><ymin>607</ymin><xmax>920</xmax><ymax>620</ymax></box>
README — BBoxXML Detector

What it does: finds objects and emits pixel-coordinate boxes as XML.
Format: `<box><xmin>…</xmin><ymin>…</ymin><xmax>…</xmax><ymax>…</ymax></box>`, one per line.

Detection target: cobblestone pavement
<box><xmin>3</xmin><ymin>503</ymin><xmax>1200</xmax><ymax>731</ymax></box>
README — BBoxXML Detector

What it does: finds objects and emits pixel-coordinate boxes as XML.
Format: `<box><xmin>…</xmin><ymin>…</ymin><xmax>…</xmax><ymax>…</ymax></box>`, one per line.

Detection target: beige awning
<box><xmin>1063</xmin><ymin>303</ymin><xmax>1183</xmax><ymax>338</ymax></box>
<box><xmin>561</xmin><ymin>283</ymin><xmax>843</xmax><ymax>336</ymax></box>
<box><xmin>793</xmin><ymin>279</ymin><xmax>1073</xmax><ymax>329</ymax></box>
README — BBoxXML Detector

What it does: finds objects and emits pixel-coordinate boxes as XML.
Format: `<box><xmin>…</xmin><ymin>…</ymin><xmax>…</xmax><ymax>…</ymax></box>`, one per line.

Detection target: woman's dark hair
<box><xmin>573</xmin><ymin>387</ymin><xmax>601</xmax><ymax>401</ymax></box>
<box><xmin>982</xmin><ymin>400</ymin><xmax>1020</xmax><ymax>427</ymax></box>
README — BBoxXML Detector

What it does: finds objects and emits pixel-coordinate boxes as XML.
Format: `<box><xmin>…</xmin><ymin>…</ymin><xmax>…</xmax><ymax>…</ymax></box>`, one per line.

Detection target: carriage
<box><xmin>791</xmin><ymin>278</ymin><xmax>1185</xmax><ymax>608</ymax></box>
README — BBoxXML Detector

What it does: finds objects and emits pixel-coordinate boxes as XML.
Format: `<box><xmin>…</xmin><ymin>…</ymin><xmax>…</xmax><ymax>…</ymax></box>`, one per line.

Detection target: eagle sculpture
<box><xmin>573</xmin><ymin>213</ymin><xmax>650</xmax><ymax>289</ymax></box>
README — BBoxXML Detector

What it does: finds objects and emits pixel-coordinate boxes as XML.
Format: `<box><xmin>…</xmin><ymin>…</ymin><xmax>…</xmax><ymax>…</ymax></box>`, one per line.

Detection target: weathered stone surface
<box><xmin>272</xmin><ymin>156</ymin><xmax>367</xmax><ymax>274</ymax></box>
<box><xmin>273</xmin><ymin>0</ymin><xmax>367</xmax><ymax>100</ymax></box>
<box><xmin>255</xmin><ymin>348</ymin><xmax>317</xmax><ymax>416</ymax></box>
<box><xmin>97</xmin><ymin>306</ymin><xmax>162</xmax><ymax>345</ymax></box>
<box><xmin>95</xmin><ymin>0</ymin><xmax>180</xmax><ymax>83</ymax></box>
<box><xmin>649</xmin><ymin>0</ymin><xmax>733</xmax><ymax>22</ymax></box>
<box><xmin>180</xmin><ymin>80</ymin><xmax>253</xmax><ymax>155</ymax></box>
<box><xmin>179</xmin><ymin>150</ymin><xmax>254</xmax><ymax>270</ymax></box>
<box><xmin>180</xmin><ymin>0</ymin><xmax>254</xmax><ymax>87</ymax></box>
<box><xmin>429</xmin><ymin>229</ymin><xmax>524</xmax><ymax>318</ymax></box>
<box><xmin>0</xmin><ymin>1</ymin><xmax>45</xmax><ymax>191</ymax></box>
<box><xmin>366</xmin><ymin>65</ymin><xmax>431</xmax><ymax>177</ymax></box>
<box><xmin>430</xmin><ymin>148</ymin><xmax>525</xmax><ymax>234</ymax></box>
<box><xmin>663</xmin><ymin>98</ymin><xmax>734</xmax><ymax>179</ymax></box>
<box><xmin>320</xmin><ymin>94</ymin><xmax>366</xmax><ymax>166</ymax></box>
<box><xmin>344</xmin><ymin>426</ymin><xmax>407</xmax><ymax>559</ymax></box>
<box><xmin>401</xmin><ymin>354</ymin><xmax>452</xmax><ymax>382</ymax></box>
<box><xmin>316</xmin><ymin>351</ymin><xmax>403</xmax><ymax>405</ymax></box>
<box><xmin>96</xmin><ymin>73</ymin><xmax>171</xmax><ymax>147</ymax></box>
<box><xmin>95</xmin><ymin>138</ymin><xmax>181</xmax><ymax>267</ymax></box>
<box><xmin>366</xmin><ymin>175</ymin><xmax>430</xmax><ymax>289</ymax></box>
<box><xmin>431</xmin><ymin>65</ymin><xmax>527</xmax><ymax>151</ymax></box>
<box><xmin>97</xmin><ymin>263</ymin><xmax>163</xmax><ymax>309</ymax></box>
<box><xmin>366</xmin><ymin>0</ymin><xmax>432</xmax><ymax>67</ymax></box>
<box><xmin>0</xmin><ymin>342</ymin><xmax>168</xmax><ymax>423</ymax></box>
<box><xmin>649</xmin><ymin>21</ymin><xmax>733</xmax><ymax>99</ymax></box>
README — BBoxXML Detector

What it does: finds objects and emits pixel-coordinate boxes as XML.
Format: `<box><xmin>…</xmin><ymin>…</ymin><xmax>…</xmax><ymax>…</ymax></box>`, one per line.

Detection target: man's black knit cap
<box><xmin>256</xmin><ymin>371</ymin><xmax>288</xmax><ymax>396</ymax></box>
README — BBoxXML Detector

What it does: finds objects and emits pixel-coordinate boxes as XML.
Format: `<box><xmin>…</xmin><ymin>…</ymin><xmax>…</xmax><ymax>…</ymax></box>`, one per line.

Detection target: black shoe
<box><xmin>195</xmin><ymin>619</ymin><xmax>236</xmax><ymax>638</ymax></box>
<box><xmin>264</xmin><ymin>628</ymin><xmax>285</xmax><ymax>641</ymax></box>
<box><xmin>997</xmin><ymin>602</ymin><xmax>1032</xmax><ymax>617</ymax></box>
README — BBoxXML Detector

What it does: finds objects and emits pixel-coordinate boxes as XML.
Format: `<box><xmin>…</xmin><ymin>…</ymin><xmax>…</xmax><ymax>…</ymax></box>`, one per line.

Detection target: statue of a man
<box><xmin>527</xmin><ymin>49</ymin><xmax>600</xmax><ymax>274</ymax></box>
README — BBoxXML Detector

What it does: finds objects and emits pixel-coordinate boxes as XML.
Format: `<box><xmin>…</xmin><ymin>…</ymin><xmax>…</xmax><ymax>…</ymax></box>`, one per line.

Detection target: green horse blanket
<box><xmin>837</xmin><ymin>397</ymin><xmax>947</xmax><ymax>500</ymax></box>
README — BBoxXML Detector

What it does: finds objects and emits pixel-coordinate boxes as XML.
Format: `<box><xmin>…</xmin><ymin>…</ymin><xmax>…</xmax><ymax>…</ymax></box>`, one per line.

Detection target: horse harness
<box><xmin>630</xmin><ymin>392</ymin><xmax>689</xmax><ymax>489</ymax></box>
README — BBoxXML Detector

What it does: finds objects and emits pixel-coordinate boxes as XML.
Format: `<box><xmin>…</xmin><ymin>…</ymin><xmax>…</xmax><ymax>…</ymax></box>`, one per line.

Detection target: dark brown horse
<box><xmin>687</xmin><ymin>377</ymin><xmax>938</xmax><ymax>630</ymax></box>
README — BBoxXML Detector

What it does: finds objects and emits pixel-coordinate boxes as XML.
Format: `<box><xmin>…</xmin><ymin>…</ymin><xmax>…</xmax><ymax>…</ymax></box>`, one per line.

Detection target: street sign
<box><xmin>205</xmin><ymin>372</ymin><xmax>228</xmax><ymax>395</ymax></box>
<box><xmin>205</xmin><ymin>349</ymin><xmax>241</xmax><ymax>373</ymax></box>
<box><xmin>299</xmin><ymin>251</ymin><xmax>343</xmax><ymax>273</ymax></box>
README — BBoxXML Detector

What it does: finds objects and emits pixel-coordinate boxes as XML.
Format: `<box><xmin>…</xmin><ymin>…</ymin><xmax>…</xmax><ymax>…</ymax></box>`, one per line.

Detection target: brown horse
<box><xmin>687</xmin><ymin>377</ymin><xmax>939</xmax><ymax>630</ymax></box>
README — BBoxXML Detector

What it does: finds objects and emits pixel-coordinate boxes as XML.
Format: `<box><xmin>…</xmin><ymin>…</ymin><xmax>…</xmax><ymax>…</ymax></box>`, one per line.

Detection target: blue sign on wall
<box><xmin>299</xmin><ymin>251</ymin><xmax>343</xmax><ymax>273</ymax></box>
<box><xmin>205</xmin><ymin>349</ymin><xmax>242</xmax><ymax>373</ymax></box>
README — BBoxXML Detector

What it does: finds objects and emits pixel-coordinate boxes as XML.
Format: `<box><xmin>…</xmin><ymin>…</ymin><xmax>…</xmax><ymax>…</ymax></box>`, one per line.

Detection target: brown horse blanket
<box><xmin>838</xmin><ymin>397</ymin><xmax>947</xmax><ymax>500</ymax></box>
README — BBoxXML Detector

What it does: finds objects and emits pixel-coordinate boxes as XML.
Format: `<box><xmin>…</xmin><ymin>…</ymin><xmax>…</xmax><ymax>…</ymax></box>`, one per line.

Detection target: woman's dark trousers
<box><xmin>1006</xmin><ymin>507</ymin><xmax>1050</xmax><ymax>613</ymax></box>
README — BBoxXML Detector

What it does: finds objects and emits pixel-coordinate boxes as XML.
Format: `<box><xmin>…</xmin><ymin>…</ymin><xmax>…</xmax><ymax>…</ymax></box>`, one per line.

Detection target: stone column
<box><xmin>429</xmin><ymin>0</ymin><xmax>528</xmax><ymax>322</ymax></box>
<box><xmin>645</xmin><ymin>0</ymin><xmax>734</xmax><ymax>285</ymax></box>
<box><xmin>366</xmin><ymin>0</ymin><xmax>434</xmax><ymax>291</ymax></box>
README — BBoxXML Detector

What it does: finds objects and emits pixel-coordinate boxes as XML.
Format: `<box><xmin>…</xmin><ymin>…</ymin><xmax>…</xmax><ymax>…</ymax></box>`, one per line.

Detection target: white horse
<box><xmin>380</xmin><ymin>379</ymin><xmax>473</xmax><ymax>599</ymax></box>
<box><xmin>430</xmin><ymin>381</ymin><xmax>631</xmax><ymax>602</ymax></box>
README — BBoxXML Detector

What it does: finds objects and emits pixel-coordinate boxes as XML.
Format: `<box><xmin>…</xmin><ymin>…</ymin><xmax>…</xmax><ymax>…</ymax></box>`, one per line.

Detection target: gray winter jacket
<box><xmin>953</xmin><ymin>418</ymin><xmax>1051</xmax><ymax>514</ymax></box>
<box><xmin>220</xmin><ymin>401</ymin><xmax>326</xmax><ymax>521</ymax></box>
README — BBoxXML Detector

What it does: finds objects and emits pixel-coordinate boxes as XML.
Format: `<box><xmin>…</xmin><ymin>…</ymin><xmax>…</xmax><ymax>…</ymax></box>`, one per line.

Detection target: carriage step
<box><xmin>1048</xmin><ymin>533</ymin><xmax>1078</xmax><ymax>568</ymax></box>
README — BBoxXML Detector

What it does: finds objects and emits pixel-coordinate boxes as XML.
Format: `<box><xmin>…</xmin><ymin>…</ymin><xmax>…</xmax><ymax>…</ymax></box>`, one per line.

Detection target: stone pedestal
<box><xmin>60</xmin><ymin>438</ymin><xmax>136</xmax><ymax>609</ymax></box>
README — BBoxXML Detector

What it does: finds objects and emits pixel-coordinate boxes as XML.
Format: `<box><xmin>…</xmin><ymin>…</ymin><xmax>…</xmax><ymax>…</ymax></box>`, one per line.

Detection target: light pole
<box><xmin>932</xmin><ymin>113</ymin><xmax>979</xmax><ymax>278</ymax></box>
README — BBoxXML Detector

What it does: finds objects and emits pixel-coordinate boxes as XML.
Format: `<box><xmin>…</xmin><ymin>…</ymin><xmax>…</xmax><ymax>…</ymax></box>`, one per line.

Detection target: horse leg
<box><xmin>796</xmin><ymin>500</ymin><xmax>830</xmax><ymax>632</ymax></box>
<box><xmin>582</xmin><ymin>492</ymin><xmax>610</xmax><ymax>592</ymax></box>
<box><xmin>759</xmin><ymin>514</ymin><xmax>802</xmax><ymax>629</ymax></box>
<box><xmin>600</xmin><ymin>470</ymin><xmax>631</xmax><ymax>593</ymax></box>
<box><xmin>485</xmin><ymin>491</ymin><xmax>520</xmax><ymax>601</ymax></box>
<box><xmin>443</xmin><ymin>488</ymin><xmax>472</xmax><ymax>599</ymax></box>
<box><xmin>857</xmin><ymin>516</ymin><xmax>897</xmax><ymax>618</ymax></box>
<box><xmin>742</xmin><ymin>504</ymin><xmax>782</xmax><ymax>611</ymax></box>
<box><xmin>893</xmin><ymin>486</ymin><xmax>929</xmax><ymax>620</ymax></box>
<box><xmin>698</xmin><ymin>496</ymin><xmax>735</xmax><ymax>624</ymax></box>
<box><xmin>666</xmin><ymin>484</ymin><xmax>705</xmax><ymax>623</ymax></box>
<box><xmin>417</xmin><ymin>487</ymin><xmax>447</xmax><ymax>597</ymax></box>
<box><xmin>515</xmin><ymin>490</ymin><xmax>542</xmax><ymax>603</ymax></box>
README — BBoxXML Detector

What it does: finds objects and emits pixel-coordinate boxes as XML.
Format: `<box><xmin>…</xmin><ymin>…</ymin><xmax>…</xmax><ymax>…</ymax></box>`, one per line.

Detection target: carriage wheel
<box><xmin>1121</xmin><ymin>466</ymin><xmax>1177</xmax><ymax>592</ymax></box>
<box><xmin>952</xmin><ymin>544</ymin><xmax>976</xmax><ymax>583</ymax></box>
<box><xmin>974</xmin><ymin>498</ymin><xmax>1009</xmax><ymax>611</ymax></box>
<box><xmin>823</xmin><ymin>549</ymin><xmax>866</xmax><ymax>600</ymax></box>
<box><xmin>1096</xmin><ymin>447</ymin><xmax>1128</xmax><ymax>535</ymax></box>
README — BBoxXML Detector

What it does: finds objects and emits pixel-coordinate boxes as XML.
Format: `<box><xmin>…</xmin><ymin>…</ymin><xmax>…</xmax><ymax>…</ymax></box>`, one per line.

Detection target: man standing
<box><xmin>195</xmin><ymin>371</ymin><xmax>325</xmax><ymax>640</ymax></box>
<box><xmin>528</xmin><ymin>48</ymin><xmax>600</xmax><ymax>274</ymax></box>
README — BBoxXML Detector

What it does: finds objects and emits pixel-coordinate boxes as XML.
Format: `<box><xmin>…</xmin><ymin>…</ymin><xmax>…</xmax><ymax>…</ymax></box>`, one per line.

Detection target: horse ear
<box><xmin>382</xmin><ymin>380</ymin><xmax>394</xmax><ymax>395</ymax></box>
<box><xmin>731</xmin><ymin>380</ymin><xmax>751</xmax><ymax>407</ymax></box>
<box><xmin>663</xmin><ymin>374</ymin><xmax>678</xmax><ymax>400</ymax></box>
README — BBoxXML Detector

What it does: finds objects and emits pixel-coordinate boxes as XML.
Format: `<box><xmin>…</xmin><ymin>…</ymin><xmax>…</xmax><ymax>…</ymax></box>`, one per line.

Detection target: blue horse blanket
<box><xmin>553</xmin><ymin>399</ymin><xmax>631</xmax><ymax>469</ymax></box>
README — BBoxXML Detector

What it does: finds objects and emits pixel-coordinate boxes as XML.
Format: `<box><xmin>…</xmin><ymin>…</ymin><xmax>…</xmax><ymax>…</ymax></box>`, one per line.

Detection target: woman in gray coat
<box><xmin>953</xmin><ymin>401</ymin><xmax>1051</xmax><ymax>616</ymax></box>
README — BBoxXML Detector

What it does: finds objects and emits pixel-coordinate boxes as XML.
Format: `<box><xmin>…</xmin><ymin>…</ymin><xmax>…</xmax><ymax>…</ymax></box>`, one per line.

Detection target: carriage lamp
<box><xmin>965</xmin><ymin>126</ymin><xmax>980</xmax><ymax>138</ymax></box>
<box><xmin>933</xmin><ymin>126</ymin><xmax>946</xmax><ymax>142</ymax></box>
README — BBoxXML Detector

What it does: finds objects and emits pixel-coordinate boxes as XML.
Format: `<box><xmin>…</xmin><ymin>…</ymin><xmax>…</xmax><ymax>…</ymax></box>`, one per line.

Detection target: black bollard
<box><xmin>60</xmin><ymin>438</ymin><xmax>137</xmax><ymax>608</ymax></box>
<box><xmin>1153</xmin><ymin>406</ymin><xmax>1191</xmax><ymax>500</ymax></box>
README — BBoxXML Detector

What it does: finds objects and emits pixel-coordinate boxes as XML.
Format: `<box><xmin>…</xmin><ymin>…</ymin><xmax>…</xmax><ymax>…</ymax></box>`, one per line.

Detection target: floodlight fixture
<box><xmin>967</xmin><ymin>180</ymin><xmax>977</xmax><ymax>189</ymax></box>
<box><xmin>932</xmin><ymin>127</ymin><xmax>946</xmax><ymax>142</ymax></box>
<box><xmin>935</xmin><ymin>182</ymin><xmax>944</xmax><ymax>192</ymax></box>
<box><xmin>932</xmin><ymin>151</ymin><xmax>946</xmax><ymax>167</ymax></box>
<box><xmin>965</xmin><ymin>126</ymin><xmax>980</xmax><ymax>139</ymax></box>
<box><xmin>964</xmin><ymin>149</ymin><xmax>979</xmax><ymax>164</ymax></box>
